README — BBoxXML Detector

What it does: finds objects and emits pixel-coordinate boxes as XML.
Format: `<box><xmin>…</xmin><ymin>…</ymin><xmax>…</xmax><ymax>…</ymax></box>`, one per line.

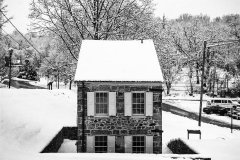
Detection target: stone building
<box><xmin>74</xmin><ymin>40</ymin><xmax>164</xmax><ymax>154</ymax></box>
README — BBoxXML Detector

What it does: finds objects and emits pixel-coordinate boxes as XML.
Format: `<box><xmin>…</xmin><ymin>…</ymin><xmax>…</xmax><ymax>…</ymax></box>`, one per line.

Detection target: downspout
<box><xmin>149</xmin><ymin>87</ymin><xmax>164</xmax><ymax>154</ymax></box>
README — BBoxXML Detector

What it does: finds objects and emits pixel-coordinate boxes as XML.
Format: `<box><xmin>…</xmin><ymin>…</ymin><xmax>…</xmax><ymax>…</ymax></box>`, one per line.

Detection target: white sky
<box><xmin>2</xmin><ymin>0</ymin><xmax>240</xmax><ymax>34</ymax></box>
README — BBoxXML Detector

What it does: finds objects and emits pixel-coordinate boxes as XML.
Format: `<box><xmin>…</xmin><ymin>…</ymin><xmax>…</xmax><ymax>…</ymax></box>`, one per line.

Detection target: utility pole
<box><xmin>198</xmin><ymin>39</ymin><xmax>239</xmax><ymax>127</ymax></box>
<box><xmin>199</xmin><ymin>41</ymin><xmax>207</xmax><ymax>126</ymax></box>
<box><xmin>212</xmin><ymin>65</ymin><xmax>216</xmax><ymax>98</ymax></box>
<box><xmin>58</xmin><ymin>69</ymin><xmax>59</xmax><ymax>89</ymax></box>
<box><xmin>8</xmin><ymin>48</ymin><xmax>13</xmax><ymax>89</ymax></box>
<box><xmin>69</xmin><ymin>75</ymin><xmax>72</xmax><ymax>90</ymax></box>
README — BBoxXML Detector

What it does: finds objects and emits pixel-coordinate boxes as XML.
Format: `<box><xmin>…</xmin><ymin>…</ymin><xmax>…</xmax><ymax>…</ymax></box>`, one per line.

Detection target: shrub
<box><xmin>167</xmin><ymin>138</ymin><xmax>197</xmax><ymax>154</ymax></box>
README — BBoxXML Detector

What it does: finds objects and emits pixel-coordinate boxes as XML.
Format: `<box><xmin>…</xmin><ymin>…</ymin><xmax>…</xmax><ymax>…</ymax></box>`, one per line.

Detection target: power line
<box><xmin>0</xmin><ymin>10</ymin><xmax>54</xmax><ymax>68</ymax></box>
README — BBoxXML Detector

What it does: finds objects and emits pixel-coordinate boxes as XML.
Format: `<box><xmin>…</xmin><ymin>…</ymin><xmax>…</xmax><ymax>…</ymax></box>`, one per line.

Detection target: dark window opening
<box><xmin>132</xmin><ymin>136</ymin><xmax>145</xmax><ymax>153</ymax></box>
<box><xmin>95</xmin><ymin>136</ymin><xmax>107</xmax><ymax>153</ymax></box>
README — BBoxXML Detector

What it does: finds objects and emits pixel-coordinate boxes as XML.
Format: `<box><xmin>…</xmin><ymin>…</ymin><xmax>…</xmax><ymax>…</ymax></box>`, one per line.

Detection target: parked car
<box><xmin>206</xmin><ymin>98</ymin><xmax>240</xmax><ymax>109</ymax></box>
<box><xmin>203</xmin><ymin>105</ymin><xmax>229</xmax><ymax>115</ymax></box>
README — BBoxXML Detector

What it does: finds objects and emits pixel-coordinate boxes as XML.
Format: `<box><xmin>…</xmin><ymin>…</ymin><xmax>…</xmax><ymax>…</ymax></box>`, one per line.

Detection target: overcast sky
<box><xmin>3</xmin><ymin>0</ymin><xmax>240</xmax><ymax>34</ymax></box>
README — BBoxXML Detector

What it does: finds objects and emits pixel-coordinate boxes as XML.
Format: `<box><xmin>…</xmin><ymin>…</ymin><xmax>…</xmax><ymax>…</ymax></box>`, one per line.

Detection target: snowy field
<box><xmin>1</xmin><ymin>85</ymin><xmax>240</xmax><ymax>160</ymax></box>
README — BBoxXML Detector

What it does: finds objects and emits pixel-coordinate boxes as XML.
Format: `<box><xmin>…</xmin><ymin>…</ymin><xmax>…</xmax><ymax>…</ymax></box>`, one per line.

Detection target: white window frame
<box><xmin>132</xmin><ymin>92</ymin><xmax>146</xmax><ymax>116</ymax></box>
<box><xmin>87</xmin><ymin>92</ymin><xmax>116</xmax><ymax>117</ymax></box>
<box><xmin>95</xmin><ymin>91</ymin><xmax>109</xmax><ymax>116</ymax></box>
<box><xmin>124</xmin><ymin>92</ymin><xmax>153</xmax><ymax>117</ymax></box>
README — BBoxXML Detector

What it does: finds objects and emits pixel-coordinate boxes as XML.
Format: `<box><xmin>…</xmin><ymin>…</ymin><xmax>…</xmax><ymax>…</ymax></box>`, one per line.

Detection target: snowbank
<box><xmin>0</xmin><ymin>89</ymin><xmax>77</xmax><ymax>153</ymax></box>
<box><xmin>183</xmin><ymin>138</ymin><xmax>240</xmax><ymax>160</ymax></box>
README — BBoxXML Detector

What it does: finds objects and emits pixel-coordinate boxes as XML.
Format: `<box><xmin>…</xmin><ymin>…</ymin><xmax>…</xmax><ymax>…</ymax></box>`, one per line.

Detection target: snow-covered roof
<box><xmin>74</xmin><ymin>40</ymin><xmax>163</xmax><ymax>82</ymax></box>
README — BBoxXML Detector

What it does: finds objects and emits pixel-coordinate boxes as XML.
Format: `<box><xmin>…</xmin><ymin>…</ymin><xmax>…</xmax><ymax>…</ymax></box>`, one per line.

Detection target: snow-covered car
<box><xmin>206</xmin><ymin>98</ymin><xmax>240</xmax><ymax>110</ymax></box>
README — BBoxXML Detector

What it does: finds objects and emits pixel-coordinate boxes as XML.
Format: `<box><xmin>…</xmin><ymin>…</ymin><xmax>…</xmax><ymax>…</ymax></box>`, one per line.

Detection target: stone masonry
<box><xmin>77</xmin><ymin>82</ymin><xmax>163</xmax><ymax>154</ymax></box>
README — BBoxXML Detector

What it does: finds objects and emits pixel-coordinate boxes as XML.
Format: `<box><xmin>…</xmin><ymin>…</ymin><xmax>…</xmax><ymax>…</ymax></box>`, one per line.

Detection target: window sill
<box><xmin>93</xmin><ymin>115</ymin><xmax>116</xmax><ymax>118</ymax></box>
<box><xmin>131</xmin><ymin>115</ymin><xmax>147</xmax><ymax>118</ymax></box>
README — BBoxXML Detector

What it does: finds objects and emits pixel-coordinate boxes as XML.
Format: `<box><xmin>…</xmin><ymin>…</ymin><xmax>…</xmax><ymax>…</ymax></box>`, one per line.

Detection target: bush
<box><xmin>167</xmin><ymin>138</ymin><xmax>197</xmax><ymax>154</ymax></box>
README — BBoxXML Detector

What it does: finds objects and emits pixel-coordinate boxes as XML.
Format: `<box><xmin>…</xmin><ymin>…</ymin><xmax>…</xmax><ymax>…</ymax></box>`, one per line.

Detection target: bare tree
<box><xmin>29</xmin><ymin>0</ymin><xmax>156</xmax><ymax>61</ymax></box>
<box><xmin>154</xmin><ymin>19</ymin><xmax>183</xmax><ymax>95</ymax></box>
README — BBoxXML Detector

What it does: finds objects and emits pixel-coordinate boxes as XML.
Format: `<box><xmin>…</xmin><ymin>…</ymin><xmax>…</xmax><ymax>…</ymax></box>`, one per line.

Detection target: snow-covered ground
<box><xmin>1</xmin><ymin>86</ymin><xmax>240</xmax><ymax>160</ymax></box>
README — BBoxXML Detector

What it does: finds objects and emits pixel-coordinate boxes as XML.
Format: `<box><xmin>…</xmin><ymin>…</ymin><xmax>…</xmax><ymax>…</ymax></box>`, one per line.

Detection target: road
<box><xmin>162</xmin><ymin>102</ymin><xmax>240</xmax><ymax>130</ymax></box>
<box><xmin>1</xmin><ymin>78</ymin><xmax>46</xmax><ymax>89</ymax></box>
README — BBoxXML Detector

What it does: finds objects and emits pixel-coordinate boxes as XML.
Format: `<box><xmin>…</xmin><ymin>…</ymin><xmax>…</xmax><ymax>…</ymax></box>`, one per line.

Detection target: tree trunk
<box><xmin>189</xmin><ymin>66</ymin><xmax>193</xmax><ymax>95</ymax></box>
<box><xmin>196</xmin><ymin>62</ymin><xmax>200</xmax><ymax>84</ymax></box>
<box><xmin>166</xmin><ymin>81</ymin><xmax>171</xmax><ymax>95</ymax></box>
<box><xmin>189</xmin><ymin>76</ymin><xmax>193</xmax><ymax>95</ymax></box>
<box><xmin>69</xmin><ymin>80</ymin><xmax>72</xmax><ymax>90</ymax></box>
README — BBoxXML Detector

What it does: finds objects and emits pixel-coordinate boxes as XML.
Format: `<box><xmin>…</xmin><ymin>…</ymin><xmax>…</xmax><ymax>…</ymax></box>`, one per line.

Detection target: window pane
<box><xmin>104</xmin><ymin>104</ymin><xmax>108</xmax><ymax>113</ymax></box>
<box><xmin>137</xmin><ymin>93</ymin><xmax>140</xmax><ymax>98</ymax></box>
<box><xmin>140</xmin><ymin>109</ymin><xmax>144</xmax><ymax>114</ymax></box>
<box><xmin>214</xmin><ymin>100</ymin><xmax>221</xmax><ymax>103</ymax></box>
<box><xmin>96</xmin><ymin>104</ymin><xmax>100</xmax><ymax>113</ymax></box>
<box><xmin>99</xmin><ymin>104</ymin><xmax>102</xmax><ymax>113</ymax></box>
<box><xmin>95</xmin><ymin>136</ymin><xmax>108</xmax><ymax>153</ymax></box>
<box><xmin>132</xmin><ymin>93</ymin><xmax>145</xmax><ymax>115</ymax></box>
<box><xmin>104</xmin><ymin>96</ymin><xmax>107</xmax><ymax>103</ymax></box>
<box><xmin>133</xmin><ymin>93</ymin><xmax>136</xmax><ymax>98</ymax></box>
<box><xmin>132</xmin><ymin>136</ymin><xmax>145</xmax><ymax>153</ymax></box>
<box><xmin>95</xmin><ymin>92</ymin><xmax>108</xmax><ymax>115</ymax></box>
<box><xmin>96</xmin><ymin>93</ymin><xmax>100</xmax><ymax>98</ymax></box>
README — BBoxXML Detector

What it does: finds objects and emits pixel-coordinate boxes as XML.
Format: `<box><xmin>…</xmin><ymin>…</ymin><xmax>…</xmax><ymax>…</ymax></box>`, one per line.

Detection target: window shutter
<box><xmin>124</xmin><ymin>92</ymin><xmax>132</xmax><ymax>116</ymax></box>
<box><xmin>109</xmin><ymin>92</ymin><xmax>116</xmax><ymax>116</ymax></box>
<box><xmin>145</xmin><ymin>92</ymin><xmax>153</xmax><ymax>116</ymax></box>
<box><xmin>87</xmin><ymin>136</ymin><xmax>94</xmax><ymax>153</ymax></box>
<box><xmin>145</xmin><ymin>136</ymin><xmax>153</xmax><ymax>153</ymax></box>
<box><xmin>124</xmin><ymin>136</ymin><xmax>132</xmax><ymax>153</ymax></box>
<box><xmin>107</xmin><ymin>136</ymin><xmax>115</xmax><ymax>153</ymax></box>
<box><xmin>87</xmin><ymin>92</ymin><xmax>95</xmax><ymax>116</ymax></box>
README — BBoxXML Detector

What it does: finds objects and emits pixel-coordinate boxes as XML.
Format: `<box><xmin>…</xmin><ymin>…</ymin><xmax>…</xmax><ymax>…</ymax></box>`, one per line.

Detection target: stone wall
<box><xmin>77</xmin><ymin>83</ymin><xmax>162</xmax><ymax>154</ymax></box>
<box><xmin>41</xmin><ymin>126</ymin><xmax>77</xmax><ymax>153</ymax></box>
<box><xmin>41</xmin><ymin>129</ymin><xmax>63</xmax><ymax>153</ymax></box>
